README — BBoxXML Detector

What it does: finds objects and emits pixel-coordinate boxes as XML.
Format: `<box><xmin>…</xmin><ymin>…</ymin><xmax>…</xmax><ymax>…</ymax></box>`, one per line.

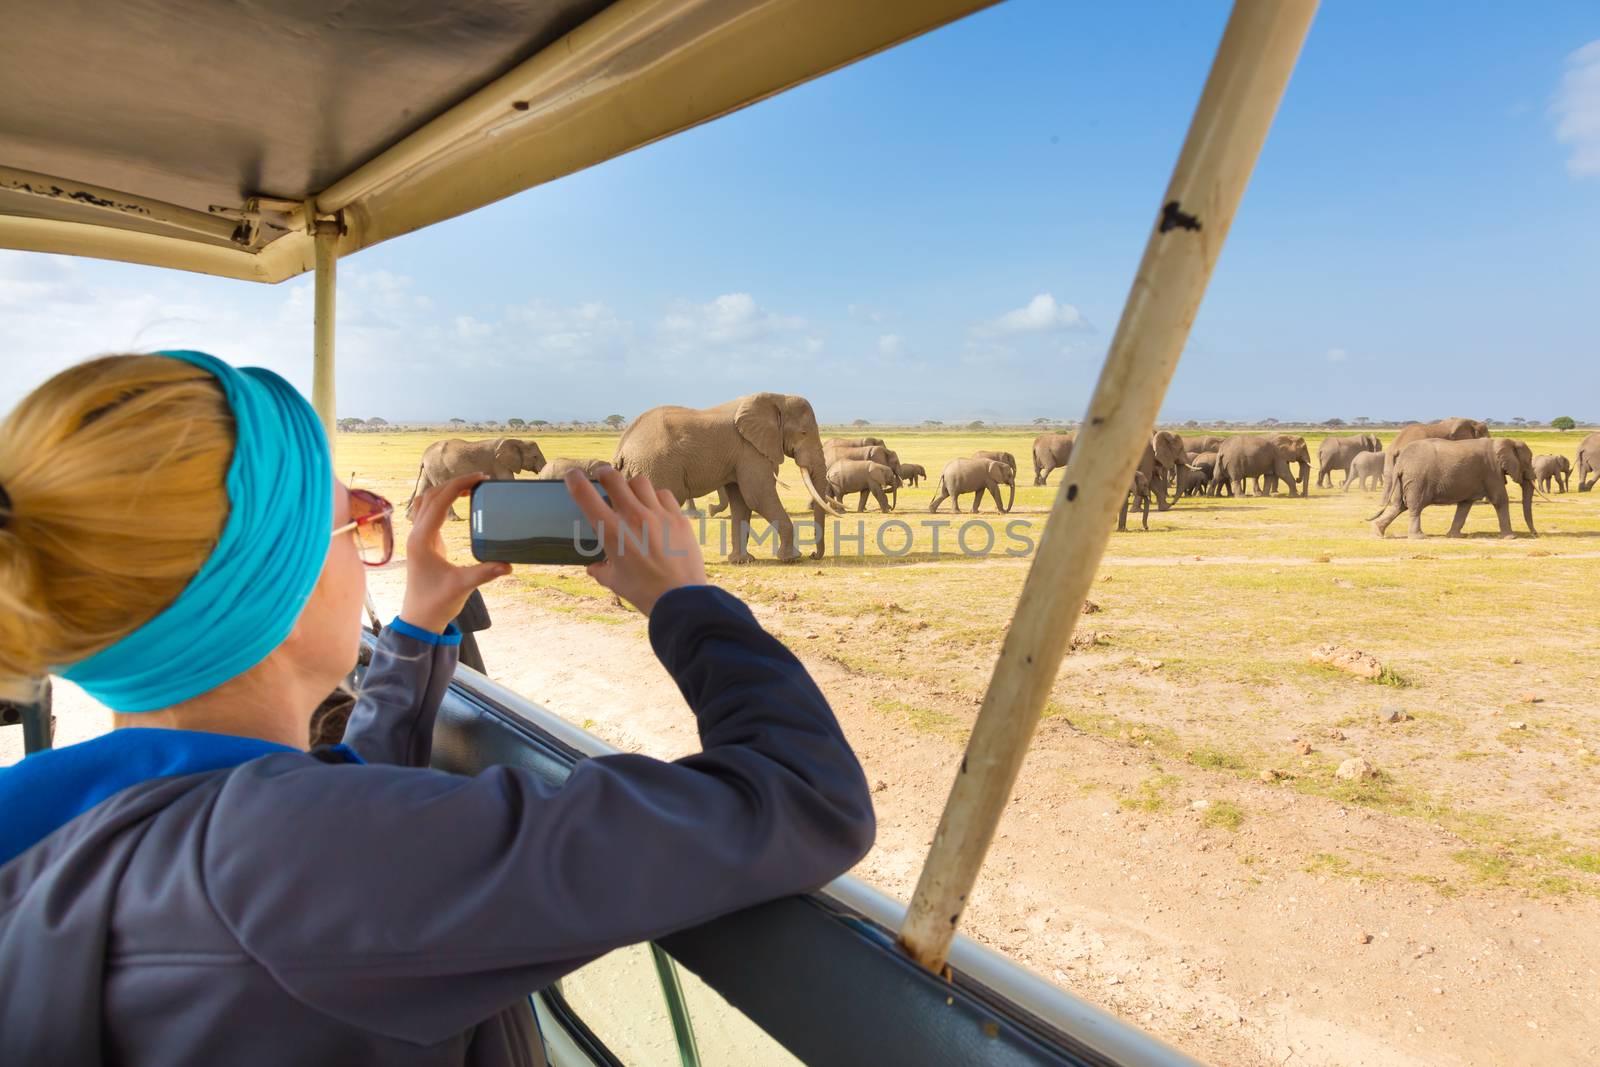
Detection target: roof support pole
<box><xmin>312</xmin><ymin>219</ymin><xmax>339</xmax><ymax>454</ymax></box>
<box><xmin>897</xmin><ymin>0</ymin><xmax>1317</xmax><ymax>974</ymax></box>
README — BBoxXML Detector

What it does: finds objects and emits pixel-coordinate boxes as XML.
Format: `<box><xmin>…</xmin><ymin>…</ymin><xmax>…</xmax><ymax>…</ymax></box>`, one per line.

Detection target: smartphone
<box><xmin>469</xmin><ymin>479</ymin><xmax>608</xmax><ymax>564</ymax></box>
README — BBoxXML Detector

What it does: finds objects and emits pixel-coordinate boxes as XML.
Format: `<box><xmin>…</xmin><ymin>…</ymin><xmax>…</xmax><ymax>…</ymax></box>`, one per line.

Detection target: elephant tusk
<box><xmin>801</xmin><ymin>468</ymin><xmax>848</xmax><ymax>516</ymax></box>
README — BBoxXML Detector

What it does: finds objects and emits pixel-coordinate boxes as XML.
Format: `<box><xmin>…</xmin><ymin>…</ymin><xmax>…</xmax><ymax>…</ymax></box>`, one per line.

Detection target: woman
<box><xmin>0</xmin><ymin>352</ymin><xmax>874</xmax><ymax>1065</ymax></box>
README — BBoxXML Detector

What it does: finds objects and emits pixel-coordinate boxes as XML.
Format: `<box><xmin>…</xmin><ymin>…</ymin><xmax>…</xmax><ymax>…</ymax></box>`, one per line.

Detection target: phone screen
<box><xmin>469</xmin><ymin>479</ymin><xmax>607</xmax><ymax>565</ymax></box>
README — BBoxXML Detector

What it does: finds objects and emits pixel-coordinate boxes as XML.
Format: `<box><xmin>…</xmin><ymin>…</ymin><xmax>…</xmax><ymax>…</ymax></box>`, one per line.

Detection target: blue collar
<box><xmin>0</xmin><ymin>729</ymin><xmax>305</xmax><ymax>867</ymax></box>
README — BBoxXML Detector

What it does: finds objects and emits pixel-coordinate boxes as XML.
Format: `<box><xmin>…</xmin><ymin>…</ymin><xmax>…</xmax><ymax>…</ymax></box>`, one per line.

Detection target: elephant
<box><xmin>1369</xmin><ymin>437</ymin><xmax>1537</xmax><ymax>539</ymax></box>
<box><xmin>1342</xmin><ymin>450</ymin><xmax>1384</xmax><ymax>492</ymax></box>
<box><xmin>929</xmin><ymin>458</ymin><xmax>1013</xmax><ymax>513</ymax></box>
<box><xmin>1032</xmin><ymin>433</ymin><xmax>1075</xmax><ymax>485</ymax></box>
<box><xmin>1180</xmin><ymin>434</ymin><xmax>1226</xmax><ymax>455</ymax></box>
<box><xmin>407</xmin><ymin>437</ymin><xmax>546</xmax><ymax>519</ymax></box>
<box><xmin>825</xmin><ymin>436</ymin><xmax>885</xmax><ymax>450</ymax></box>
<box><xmin>1210</xmin><ymin>434</ymin><xmax>1310</xmax><ymax>497</ymax></box>
<box><xmin>1130</xmin><ymin>430</ymin><xmax>1189</xmax><ymax>512</ymax></box>
<box><xmin>1189</xmin><ymin>451</ymin><xmax>1218</xmax><ymax>483</ymax></box>
<box><xmin>897</xmin><ymin>463</ymin><xmax>928</xmax><ymax>487</ymax></box>
<box><xmin>974</xmin><ymin>450</ymin><xmax>1018</xmax><ymax>477</ymax></box>
<box><xmin>1382</xmin><ymin>417</ymin><xmax>1489</xmax><ymax>485</ymax></box>
<box><xmin>1577</xmin><ymin>433</ymin><xmax>1600</xmax><ymax>492</ymax></box>
<box><xmin>1174</xmin><ymin>462</ymin><xmax>1210</xmax><ymax>497</ymax></box>
<box><xmin>826</xmin><ymin>443</ymin><xmax>896</xmax><ymax>472</ymax></box>
<box><xmin>1533</xmin><ymin>455</ymin><xmax>1571</xmax><ymax>493</ymax></box>
<box><xmin>612</xmin><ymin>392</ymin><xmax>844</xmax><ymax>563</ymax></box>
<box><xmin>537</xmin><ymin>457</ymin><xmax>609</xmax><ymax>480</ymax></box>
<box><xmin>1126</xmin><ymin>470</ymin><xmax>1152</xmax><ymax>531</ymax></box>
<box><xmin>827</xmin><ymin>459</ymin><xmax>899</xmax><ymax>512</ymax></box>
<box><xmin>1316</xmin><ymin>433</ymin><xmax>1383</xmax><ymax>488</ymax></box>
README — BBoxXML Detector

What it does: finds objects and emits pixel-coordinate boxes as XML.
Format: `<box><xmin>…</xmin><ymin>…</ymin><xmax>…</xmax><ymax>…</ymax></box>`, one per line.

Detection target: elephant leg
<box><xmin>742</xmin><ymin>478</ymin><xmax>800</xmax><ymax>562</ymax></box>
<box><xmin>1372</xmin><ymin>496</ymin><xmax>1405</xmax><ymax>537</ymax></box>
<box><xmin>1492</xmin><ymin>493</ymin><xmax>1515</xmax><ymax>538</ymax></box>
<box><xmin>1277</xmin><ymin>458</ymin><xmax>1298</xmax><ymax>497</ymax></box>
<box><xmin>1446</xmin><ymin>501</ymin><xmax>1473</xmax><ymax>537</ymax></box>
<box><xmin>872</xmin><ymin>487</ymin><xmax>891</xmax><ymax>512</ymax></box>
<box><xmin>707</xmin><ymin>489</ymin><xmax>729</xmax><ymax>517</ymax></box>
<box><xmin>857</xmin><ymin>489</ymin><xmax>868</xmax><ymax>513</ymax></box>
<box><xmin>1406</xmin><ymin>502</ymin><xmax>1427</xmax><ymax>539</ymax></box>
<box><xmin>1117</xmin><ymin>495</ymin><xmax>1129</xmax><ymax>532</ymax></box>
<box><xmin>725</xmin><ymin>483</ymin><xmax>756</xmax><ymax>564</ymax></box>
<box><xmin>989</xmin><ymin>483</ymin><xmax>1005</xmax><ymax>512</ymax></box>
<box><xmin>928</xmin><ymin>483</ymin><xmax>949</xmax><ymax>512</ymax></box>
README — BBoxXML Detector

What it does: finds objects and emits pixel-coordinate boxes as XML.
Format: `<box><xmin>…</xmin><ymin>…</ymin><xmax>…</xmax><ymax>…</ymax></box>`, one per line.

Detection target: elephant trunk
<box><xmin>1154</xmin><ymin>466</ymin><xmax>1175</xmax><ymax>511</ymax></box>
<box><xmin>888</xmin><ymin>484</ymin><xmax>898</xmax><ymax>511</ymax></box>
<box><xmin>1002</xmin><ymin>475</ymin><xmax>1015</xmax><ymax>513</ymax></box>
<box><xmin>1521</xmin><ymin>478</ymin><xmax>1537</xmax><ymax>536</ymax></box>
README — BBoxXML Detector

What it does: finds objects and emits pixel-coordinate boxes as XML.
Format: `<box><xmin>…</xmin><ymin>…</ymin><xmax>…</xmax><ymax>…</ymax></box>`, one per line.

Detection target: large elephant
<box><xmin>1032</xmin><ymin>433</ymin><xmax>1075</xmax><ymax>486</ymax></box>
<box><xmin>1210</xmin><ymin>434</ymin><xmax>1309</xmax><ymax>497</ymax></box>
<box><xmin>1370</xmin><ymin>437</ymin><xmax>1537</xmax><ymax>539</ymax></box>
<box><xmin>827</xmin><ymin>459</ymin><xmax>899</xmax><ymax>512</ymax></box>
<box><xmin>1577</xmin><ymin>433</ymin><xmax>1600</xmax><ymax>492</ymax></box>
<box><xmin>407</xmin><ymin>436</ymin><xmax>546</xmax><ymax>519</ymax></box>
<box><xmin>1316</xmin><ymin>433</ymin><xmax>1383</xmax><ymax>488</ymax></box>
<box><xmin>1383</xmin><ymin>417</ymin><xmax>1489</xmax><ymax>485</ymax></box>
<box><xmin>897</xmin><ymin>463</ymin><xmax>928</xmax><ymax>487</ymax></box>
<box><xmin>1342</xmin><ymin>450</ymin><xmax>1384</xmax><ymax>492</ymax></box>
<box><xmin>1533</xmin><ymin>455</ymin><xmax>1571</xmax><ymax>494</ymax></box>
<box><xmin>929</xmin><ymin>458</ymin><xmax>1013</xmax><ymax>513</ymax></box>
<box><xmin>613</xmin><ymin>392</ymin><xmax>844</xmax><ymax>563</ymax></box>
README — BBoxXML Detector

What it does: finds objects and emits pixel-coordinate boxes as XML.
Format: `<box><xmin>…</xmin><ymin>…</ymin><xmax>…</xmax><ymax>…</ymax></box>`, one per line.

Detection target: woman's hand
<box><xmin>399</xmin><ymin>473</ymin><xmax>511</xmax><ymax>633</ymax></box>
<box><xmin>566</xmin><ymin>465</ymin><xmax>707</xmax><ymax>616</ymax></box>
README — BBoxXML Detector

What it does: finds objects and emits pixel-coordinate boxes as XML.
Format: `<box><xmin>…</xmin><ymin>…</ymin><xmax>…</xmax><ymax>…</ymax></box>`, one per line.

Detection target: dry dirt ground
<box><xmin>11</xmin><ymin>428</ymin><xmax>1599</xmax><ymax>1066</ymax></box>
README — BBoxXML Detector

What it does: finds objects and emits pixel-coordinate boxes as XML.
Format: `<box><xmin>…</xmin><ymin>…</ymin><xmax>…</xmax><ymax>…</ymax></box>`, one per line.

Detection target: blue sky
<box><xmin>3</xmin><ymin>1</ymin><xmax>1597</xmax><ymax>424</ymax></box>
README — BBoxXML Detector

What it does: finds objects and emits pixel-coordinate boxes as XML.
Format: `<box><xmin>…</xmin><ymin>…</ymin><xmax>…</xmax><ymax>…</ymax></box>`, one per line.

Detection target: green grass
<box><xmin>1119</xmin><ymin>772</ymin><xmax>1181</xmax><ymax>813</ymax></box>
<box><xmin>872</xmin><ymin>698</ymin><xmax>960</xmax><ymax>738</ymax></box>
<box><xmin>1202</xmin><ymin>799</ymin><xmax>1245</xmax><ymax>831</ymax></box>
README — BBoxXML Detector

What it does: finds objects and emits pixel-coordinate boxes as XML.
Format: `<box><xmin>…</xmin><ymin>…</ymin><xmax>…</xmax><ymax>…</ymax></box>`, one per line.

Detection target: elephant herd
<box><xmin>1032</xmin><ymin>417</ymin><xmax>1600</xmax><ymax>540</ymax></box>
<box><xmin>820</xmin><ymin>438</ymin><xmax>1016</xmax><ymax>516</ymax></box>
<box><xmin>402</xmin><ymin>402</ymin><xmax>1600</xmax><ymax>564</ymax></box>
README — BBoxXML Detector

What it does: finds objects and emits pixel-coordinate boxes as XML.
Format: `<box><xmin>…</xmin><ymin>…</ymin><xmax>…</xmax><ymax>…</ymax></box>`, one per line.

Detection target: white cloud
<box><xmin>659</xmin><ymin>292</ymin><xmax>805</xmax><ymax>346</ymax></box>
<box><xmin>453</xmin><ymin>315</ymin><xmax>493</xmax><ymax>340</ymax></box>
<box><xmin>1555</xmin><ymin>40</ymin><xmax>1600</xmax><ymax>177</ymax></box>
<box><xmin>1327</xmin><ymin>347</ymin><xmax>1348</xmax><ymax>363</ymax></box>
<box><xmin>876</xmin><ymin>333</ymin><xmax>903</xmax><ymax>356</ymax></box>
<box><xmin>973</xmin><ymin>292</ymin><xmax>1089</xmax><ymax>337</ymax></box>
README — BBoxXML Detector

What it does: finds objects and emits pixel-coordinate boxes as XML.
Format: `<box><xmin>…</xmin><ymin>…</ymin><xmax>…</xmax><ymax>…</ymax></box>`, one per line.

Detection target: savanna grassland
<box><xmin>341</xmin><ymin>427</ymin><xmax>1600</xmax><ymax>1066</ymax></box>
<box><xmin>342</xmin><ymin>427</ymin><xmax>1600</xmax><ymax>896</ymax></box>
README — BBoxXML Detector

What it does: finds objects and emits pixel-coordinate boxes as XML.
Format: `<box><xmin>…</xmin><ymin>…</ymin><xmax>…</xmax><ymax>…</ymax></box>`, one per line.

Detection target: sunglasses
<box><xmin>331</xmin><ymin>487</ymin><xmax>395</xmax><ymax>566</ymax></box>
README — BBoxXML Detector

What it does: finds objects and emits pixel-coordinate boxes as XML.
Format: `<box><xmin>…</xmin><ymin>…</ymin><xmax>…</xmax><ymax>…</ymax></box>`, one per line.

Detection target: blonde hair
<box><xmin>0</xmin><ymin>355</ymin><xmax>234</xmax><ymax>703</ymax></box>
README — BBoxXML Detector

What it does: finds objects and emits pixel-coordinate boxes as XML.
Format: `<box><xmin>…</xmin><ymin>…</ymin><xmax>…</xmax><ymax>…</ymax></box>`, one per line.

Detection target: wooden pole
<box><xmin>897</xmin><ymin>0</ymin><xmax>1318</xmax><ymax>973</ymax></box>
<box><xmin>311</xmin><ymin>219</ymin><xmax>339</xmax><ymax>455</ymax></box>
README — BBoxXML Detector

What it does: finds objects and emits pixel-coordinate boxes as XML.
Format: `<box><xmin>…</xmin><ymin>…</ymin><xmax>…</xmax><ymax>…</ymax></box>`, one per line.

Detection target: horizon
<box><xmin>4</xmin><ymin>2</ymin><xmax>1598</xmax><ymax>424</ymax></box>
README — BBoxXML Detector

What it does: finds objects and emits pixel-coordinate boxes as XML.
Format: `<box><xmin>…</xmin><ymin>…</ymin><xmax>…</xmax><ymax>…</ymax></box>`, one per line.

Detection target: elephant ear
<box><xmin>734</xmin><ymin>393</ymin><xmax>786</xmax><ymax>470</ymax></box>
<box><xmin>493</xmin><ymin>438</ymin><xmax>521</xmax><ymax>470</ymax></box>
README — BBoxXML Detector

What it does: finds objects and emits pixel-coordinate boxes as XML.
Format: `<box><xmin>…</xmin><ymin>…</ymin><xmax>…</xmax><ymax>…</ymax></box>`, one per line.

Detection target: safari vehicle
<box><xmin>0</xmin><ymin>0</ymin><xmax>1318</xmax><ymax>1062</ymax></box>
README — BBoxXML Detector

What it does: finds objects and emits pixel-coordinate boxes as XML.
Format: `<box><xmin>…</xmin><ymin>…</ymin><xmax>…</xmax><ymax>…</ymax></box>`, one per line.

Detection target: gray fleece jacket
<box><xmin>0</xmin><ymin>585</ymin><xmax>875</xmax><ymax>1065</ymax></box>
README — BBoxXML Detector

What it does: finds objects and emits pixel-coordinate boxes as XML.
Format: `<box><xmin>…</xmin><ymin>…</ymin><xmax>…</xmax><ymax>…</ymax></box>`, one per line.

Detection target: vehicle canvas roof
<box><xmin>0</xmin><ymin>0</ymin><xmax>994</xmax><ymax>282</ymax></box>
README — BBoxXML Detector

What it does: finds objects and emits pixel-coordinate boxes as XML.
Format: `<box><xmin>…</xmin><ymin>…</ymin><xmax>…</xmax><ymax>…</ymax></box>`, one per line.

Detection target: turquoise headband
<box><xmin>60</xmin><ymin>351</ymin><xmax>334</xmax><ymax>712</ymax></box>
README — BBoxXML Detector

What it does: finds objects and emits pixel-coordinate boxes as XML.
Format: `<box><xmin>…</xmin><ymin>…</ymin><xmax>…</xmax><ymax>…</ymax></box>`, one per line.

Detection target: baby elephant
<box><xmin>537</xmin><ymin>457</ymin><xmax>609</xmax><ymax>480</ymax></box>
<box><xmin>1117</xmin><ymin>470</ymin><xmax>1154</xmax><ymax>531</ymax></box>
<box><xmin>826</xmin><ymin>459</ymin><xmax>899</xmax><ymax>512</ymax></box>
<box><xmin>897</xmin><ymin>462</ymin><xmax>927</xmax><ymax>487</ymax></box>
<box><xmin>929</xmin><ymin>458</ymin><xmax>1013</xmax><ymax>513</ymax></box>
<box><xmin>1534</xmin><ymin>454</ymin><xmax>1570</xmax><ymax>493</ymax></box>
<box><xmin>1342</xmin><ymin>450</ymin><xmax>1384</xmax><ymax>492</ymax></box>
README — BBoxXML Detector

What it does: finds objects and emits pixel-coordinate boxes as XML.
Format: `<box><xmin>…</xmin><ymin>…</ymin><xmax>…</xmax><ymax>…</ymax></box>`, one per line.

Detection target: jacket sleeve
<box><xmin>339</xmin><ymin>624</ymin><xmax>459</xmax><ymax>767</ymax></box>
<box><xmin>202</xmin><ymin>586</ymin><xmax>876</xmax><ymax>1046</ymax></box>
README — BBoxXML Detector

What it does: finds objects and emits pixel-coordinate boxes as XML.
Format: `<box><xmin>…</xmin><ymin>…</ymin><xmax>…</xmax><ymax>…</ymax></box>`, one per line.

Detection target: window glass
<box><xmin>673</xmin><ymin>962</ymin><xmax>803</xmax><ymax>1067</ymax></box>
<box><xmin>555</xmin><ymin>944</ymin><xmax>679</xmax><ymax>1066</ymax></box>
